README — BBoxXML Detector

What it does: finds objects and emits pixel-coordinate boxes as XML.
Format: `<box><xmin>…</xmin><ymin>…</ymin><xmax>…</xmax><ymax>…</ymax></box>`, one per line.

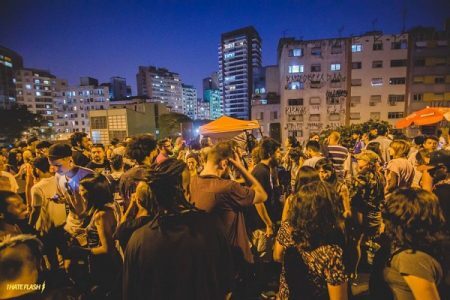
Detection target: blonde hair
<box><xmin>328</xmin><ymin>131</ymin><xmax>341</xmax><ymax>143</ymax></box>
<box><xmin>390</xmin><ymin>139</ymin><xmax>410</xmax><ymax>158</ymax></box>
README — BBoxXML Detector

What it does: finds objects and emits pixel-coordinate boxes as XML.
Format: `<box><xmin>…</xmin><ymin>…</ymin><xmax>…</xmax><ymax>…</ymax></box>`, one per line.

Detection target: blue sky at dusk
<box><xmin>1</xmin><ymin>0</ymin><xmax>449</xmax><ymax>94</ymax></box>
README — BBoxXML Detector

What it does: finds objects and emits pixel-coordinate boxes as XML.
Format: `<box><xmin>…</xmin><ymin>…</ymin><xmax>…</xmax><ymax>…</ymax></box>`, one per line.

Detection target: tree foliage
<box><xmin>0</xmin><ymin>104</ymin><xmax>45</xmax><ymax>144</ymax></box>
<box><xmin>159</xmin><ymin>112</ymin><xmax>192</xmax><ymax>138</ymax></box>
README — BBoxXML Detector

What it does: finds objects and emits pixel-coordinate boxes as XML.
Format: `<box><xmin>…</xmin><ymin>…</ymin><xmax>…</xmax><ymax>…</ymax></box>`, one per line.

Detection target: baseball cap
<box><xmin>354</xmin><ymin>150</ymin><xmax>380</xmax><ymax>163</ymax></box>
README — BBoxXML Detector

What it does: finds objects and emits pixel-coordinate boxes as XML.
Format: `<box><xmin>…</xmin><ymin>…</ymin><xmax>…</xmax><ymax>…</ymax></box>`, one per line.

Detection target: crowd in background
<box><xmin>0</xmin><ymin>124</ymin><xmax>449</xmax><ymax>300</ymax></box>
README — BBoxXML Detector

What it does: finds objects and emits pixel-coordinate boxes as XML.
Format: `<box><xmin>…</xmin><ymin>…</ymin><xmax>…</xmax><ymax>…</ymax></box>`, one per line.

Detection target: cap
<box><xmin>354</xmin><ymin>150</ymin><xmax>380</xmax><ymax>163</ymax></box>
<box><xmin>48</xmin><ymin>143</ymin><xmax>72</xmax><ymax>160</ymax></box>
<box><xmin>428</xmin><ymin>150</ymin><xmax>450</xmax><ymax>169</ymax></box>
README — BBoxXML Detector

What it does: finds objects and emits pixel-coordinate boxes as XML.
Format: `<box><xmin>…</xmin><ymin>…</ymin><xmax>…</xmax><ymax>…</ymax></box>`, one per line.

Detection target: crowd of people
<box><xmin>0</xmin><ymin>125</ymin><xmax>449</xmax><ymax>300</ymax></box>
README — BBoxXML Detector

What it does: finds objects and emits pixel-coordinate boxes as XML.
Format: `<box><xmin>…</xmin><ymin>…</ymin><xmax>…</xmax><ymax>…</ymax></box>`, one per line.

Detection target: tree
<box><xmin>159</xmin><ymin>112</ymin><xmax>193</xmax><ymax>139</ymax></box>
<box><xmin>0</xmin><ymin>104</ymin><xmax>45</xmax><ymax>144</ymax></box>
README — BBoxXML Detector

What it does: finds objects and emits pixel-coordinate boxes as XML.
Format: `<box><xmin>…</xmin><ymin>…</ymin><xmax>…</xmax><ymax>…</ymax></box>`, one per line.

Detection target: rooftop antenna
<box><xmin>338</xmin><ymin>26</ymin><xmax>345</xmax><ymax>37</ymax></box>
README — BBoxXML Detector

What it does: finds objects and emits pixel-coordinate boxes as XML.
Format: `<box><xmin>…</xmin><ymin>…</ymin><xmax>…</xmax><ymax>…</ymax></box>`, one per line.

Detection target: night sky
<box><xmin>1</xmin><ymin>0</ymin><xmax>449</xmax><ymax>94</ymax></box>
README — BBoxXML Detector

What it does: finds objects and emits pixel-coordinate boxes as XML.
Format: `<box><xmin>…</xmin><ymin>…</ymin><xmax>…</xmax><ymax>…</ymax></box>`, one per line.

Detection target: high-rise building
<box><xmin>53</xmin><ymin>77</ymin><xmax>109</xmax><ymax>138</ymax></box>
<box><xmin>181</xmin><ymin>84</ymin><xmax>197</xmax><ymax>119</ymax></box>
<box><xmin>196</xmin><ymin>98</ymin><xmax>210</xmax><ymax>120</ymax></box>
<box><xmin>350</xmin><ymin>32</ymin><xmax>409</xmax><ymax>127</ymax></box>
<box><xmin>0</xmin><ymin>46</ymin><xmax>23</xmax><ymax>109</ymax></box>
<box><xmin>110</xmin><ymin>76</ymin><xmax>128</xmax><ymax>100</ymax></box>
<box><xmin>219</xmin><ymin>26</ymin><xmax>262</xmax><ymax>120</ymax></box>
<box><xmin>15</xmin><ymin>68</ymin><xmax>67</xmax><ymax>128</ymax></box>
<box><xmin>136</xmin><ymin>66</ymin><xmax>183</xmax><ymax>113</ymax></box>
<box><xmin>203</xmin><ymin>72</ymin><xmax>222</xmax><ymax>120</ymax></box>
<box><xmin>278</xmin><ymin>37</ymin><xmax>350</xmax><ymax>142</ymax></box>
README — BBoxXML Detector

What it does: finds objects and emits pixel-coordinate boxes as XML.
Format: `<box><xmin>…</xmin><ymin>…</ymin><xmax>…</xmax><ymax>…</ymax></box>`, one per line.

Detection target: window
<box><xmin>435</xmin><ymin>76</ymin><xmax>445</xmax><ymax>84</ymax></box>
<box><xmin>388</xmin><ymin>112</ymin><xmax>404</xmax><ymax>119</ymax></box>
<box><xmin>351</xmin><ymin>79</ymin><xmax>362</xmax><ymax>86</ymax></box>
<box><xmin>289</xmin><ymin>48</ymin><xmax>303</xmax><ymax>57</ymax></box>
<box><xmin>388</xmin><ymin>94</ymin><xmax>405</xmax><ymax>102</ymax></box>
<box><xmin>328</xmin><ymin>114</ymin><xmax>341</xmax><ymax>121</ymax></box>
<box><xmin>350</xmin><ymin>113</ymin><xmax>361</xmax><ymax>120</ymax></box>
<box><xmin>271</xmin><ymin>111</ymin><xmax>278</xmax><ymax>120</ymax></box>
<box><xmin>224</xmin><ymin>52</ymin><xmax>235</xmax><ymax>59</ymax></box>
<box><xmin>311</xmin><ymin>47</ymin><xmax>321</xmax><ymax>56</ymax></box>
<box><xmin>371</xmin><ymin>78</ymin><xmax>383</xmax><ymax>86</ymax></box>
<box><xmin>414</xmin><ymin>59</ymin><xmax>425</xmax><ymax>66</ymax></box>
<box><xmin>413</xmin><ymin>76</ymin><xmax>424</xmax><ymax>84</ymax></box>
<box><xmin>311</xmin><ymin>64</ymin><xmax>321</xmax><ymax>72</ymax></box>
<box><xmin>330</xmin><ymin>63</ymin><xmax>341</xmax><ymax>71</ymax></box>
<box><xmin>288</xmin><ymin>115</ymin><xmax>304</xmax><ymax>122</ymax></box>
<box><xmin>108</xmin><ymin>115</ymin><xmax>126</xmax><ymax>130</ymax></box>
<box><xmin>224</xmin><ymin>42</ymin><xmax>234</xmax><ymax>50</ymax></box>
<box><xmin>352</xmin><ymin>62</ymin><xmax>362</xmax><ymax>69</ymax></box>
<box><xmin>389</xmin><ymin>77</ymin><xmax>406</xmax><ymax>85</ymax></box>
<box><xmin>309</xmin><ymin>97</ymin><xmax>321</xmax><ymax>105</ymax></box>
<box><xmin>391</xmin><ymin>40</ymin><xmax>407</xmax><ymax>49</ymax></box>
<box><xmin>351</xmin><ymin>96</ymin><xmax>361</xmax><ymax>106</ymax></box>
<box><xmin>373</xmin><ymin>43</ymin><xmax>383</xmax><ymax>50</ymax></box>
<box><xmin>352</xmin><ymin>44</ymin><xmax>362</xmax><ymax>52</ymax></box>
<box><xmin>370</xmin><ymin>95</ymin><xmax>382</xmax><ymax>106</ymax></box>
<box><xmin>289</xmin><ymin>65</ymin><xmax>304</xmax><ymax>73</ymax></box>
<box><xmin>370</xmin><ymin>112</ymin><xmax>381</xmax><ymax>120</ymax></box>
<box><xmin>25</xmin><ymin>84</ymin><xmax>31</xmax><ymax>89</ymax></box>
<box><xmin>310</xmin><ymin>81</ymin><xmax>322</xmax><ymax>89</ymax></box>
<box><xmin>288</xmin><ymin>82</ymin><xmax>304</xmax><ymax>90</ymax></box>
<box><xmin>258</xmin><ymin>112</ymin><xmax>264</xmax><ymax>120</ymax></box>
<box><xmin>390</xmin><ymin>59</ymin><xmax>407</xmax><ymax>67</ymax></box>
<box><xmin>372</xmin><ymin>60</ymin><xmax>383</xmax><ymax>68</ymax></box>
<box><xmin>309</xmin><ymin>114</ymin><xmax>321</xmax><ymax>121</ymax></box>
<box><xmin>35</xmin><ymin>91</ymin><xmax>41</xmax><ymax>96</ymax></box>
<box><xmin>288</xmin><ymin>98</ymin><xmax>304</xmax><ymax>106</ymax></box>
<box><xmin>413</xmin><ymin>93</ymin><xmax>423</xmax><ymax>101</ymax></box>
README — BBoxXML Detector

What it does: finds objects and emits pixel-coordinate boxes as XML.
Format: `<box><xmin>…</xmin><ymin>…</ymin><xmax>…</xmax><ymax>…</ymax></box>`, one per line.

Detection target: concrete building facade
<box><xmin>219</xmin><ymin>26</ymin><xmax>262</xmax><ymax>120</ymax></box>
<box><xmin>181</xmin><ymin>84</ymin><xmax>197</xmax><ymax>119</ymax></box>
<box><xmin>203</xmin><ymin>72</ymin><xmax>222</xmax><ymax>119</ymax></box>
<box><xmin>110</xmin><ymin>76</ymin><xmax>129</xmax><ymax>100</ymax></box>
<box><xmin>0</xmin><ymin>46</ymin><xmax>23</xmax><ymax>109</ymax></box>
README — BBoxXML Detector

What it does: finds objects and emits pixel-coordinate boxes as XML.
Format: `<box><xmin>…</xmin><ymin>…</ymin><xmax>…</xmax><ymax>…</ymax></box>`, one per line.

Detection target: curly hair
<box><xmin>289</xmin><ymin>181</ymin><xmax>343</xmax><ymax>251</ymax></box>
<box><xmin>383</xmin><ymin>188</ymin><xmax>447</xmax><ymax>253</ymax></box>
<box><xmin>125</xmin><ymin>134</ymin><xmax>157</xmax><ymax>164</ymax></box>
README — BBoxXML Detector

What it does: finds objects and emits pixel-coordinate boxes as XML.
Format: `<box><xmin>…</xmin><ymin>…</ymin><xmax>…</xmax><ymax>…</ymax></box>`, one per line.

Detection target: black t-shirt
<box><xmin>85</xmin><ymin>160</ymin><xmax>111</xmax><ymax>174</ymax></box>
<box><xmin>434</xmin><ymin>181</ymin><xmax>450</xmax><ymax>229</ymax></box>
<box><xmin>114</xmin><ymin>215</ymin><xmax>152</xmax><ymax>250</ymax></box>
<box><xmin>119</xmin><ymin>165</ymin><xmax>151</xmax><ymax>209</ymax></box>
<box><xmin>72</xmin><ymin>149</ymin><xmax>90</xmax><ymax>167</ymax></box>
<box><xmin>123</xmin><ymin>211</ymin><xmax>232</xmax><ymax>300</ymax></box>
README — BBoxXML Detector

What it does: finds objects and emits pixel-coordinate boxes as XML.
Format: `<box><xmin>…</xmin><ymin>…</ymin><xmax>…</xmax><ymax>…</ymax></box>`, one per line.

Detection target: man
<box><xmin>70</xmin><ymin>132</ymin><xmax>91</xmax><ymax>167</ymax></box>
<box><xmin>86</xmin><ymin>143</ymin><xmax>111</xmax><ymax>174</ymax></box>
<box><xmin>302</xmin><ymin>140</ymin><xmax>325</xmax><ymax>168</ymax></box>
<box><xmin>48</xmin><ymin>143</ymin><xmax>94</xmax><ymax>244</ymax></box>
<box><xmin>367</xmin><ymin>123</ymin><xmax>391</xmax><ymax>164</ymax></box>
<box><xmin>156</xmin><ymin>138</ymin><xmax>173</xmax><ymax>165</ymax></box>
<box><xmin>423</xmin><ymin>135</ymin><xmax>439</xmax><ymax>153</ymax></box>
<box><xmin>35</xmin><ymin>140</ymin><xmax>52</xmax><ymax>158</ymax></box>
<box><xmin>29</xmin><ymin>157</ymin><xmax>66</xmax><ymax>270</ymax></box>
<box><xmin>326</xmin><ymin>131</ymin><xmax>349</xmax><ymax>180</ymax></box>
<box><xmin>190</xmin><ymin>142</ymin><xmax>267</xmax><ymax>263</ymax></box>
<box><xmin>351</xmin><ymin>130</ymin><xmax>364</xmax><ymax>154</ymax></box>
<box><xmin>0</xmin><ymin>156</ymin><xmax>19</xmax><ymax>192</ymax></box>
<box><xmin>123</xmin><ymin>159</ymin><xmax>232</xmax><ymax>300</ymax></box>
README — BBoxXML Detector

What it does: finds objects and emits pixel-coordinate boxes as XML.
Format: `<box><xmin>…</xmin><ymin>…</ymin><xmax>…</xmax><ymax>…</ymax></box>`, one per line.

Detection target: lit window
<box><xmin>330</xmin><ymin>63</ymin><xmax>341</xmax><ymax>71</ymax></box>
<box><xmin>225</xmin><ymin>76</ymin><xmax>235</xmax><ymax>82</ymax></box>
<box><xmin>289</xmin><ymin>65</ymin><xmax>303</xmax><ymax>73</ymax></box>
<box><xmin>4</xmin><ymin>61</ymin><xmax>12</xmax><ymax>68</ymax></box>
<box><xmin>389</xmin><ymin>77</ymin><xmax>406</xmax><ymax>85</ymax></box>
<box><xmin>352</xmin><ymin>44</ymin><xmax>362</xmax><ymax>52</ymax></box>
<box><xmin>289</xmin><ymin>48</ymin><xmax>303</xmax><ymax>57</ymax></box>
<box><xmin>260</xmin><ymin>88</ymin><xmax>265</xmax><ymax>93</ymax></box>
<box><xmin>288</xmin><ymin>82</ymin><xmax>304</xmax><ymax>90</ymax></box>
<box><xmin>43</xmin><ymin>80</ymin><xmax>49</xmax><ymax>84</ymax></box>
<box><xmin>25</xmin><ymin>84</ymin><xmax>31</xmax><ymax>89</ymax></box>
<box><xmin>224</xmin><ymin>52</ymin><xmax>235</xmax><ymax>59</ymax></box>
<box><xmin>371</xmin><ymin>78</ymin><xmax>383</xmax><ymax>86</ymax></box>
<box><xmin>34</xmin><ymin>79</ymin><xmax>40</xmax><ymax>84</ymax></box>
<box><xmin>224</xmin><ymin>43</ymin><xmax>235</xmax><ymax>50</ymax></box>
<box><xmin>36</xmin><ymin>91</ymin><xmax>41</xmax><ymax>96</ymax></box>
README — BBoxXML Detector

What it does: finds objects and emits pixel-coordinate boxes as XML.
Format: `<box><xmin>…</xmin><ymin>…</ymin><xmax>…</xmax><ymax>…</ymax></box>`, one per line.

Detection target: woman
<box><xmin>283</xmin><ymin>181</ymin><xmax>348</xmax><ymax>299</ymax></box>
<box><xmin>70</xmin><ymin>173</ymin><xmax>122</xmax><ymax>298</ymax></box>
<box><xmin>378</xmin><ymin>188</ymin><xmax>446</xmax><ymax>299</ymax></box>
<box><xmin>0</xmin><ymin>191</ymin><xmax>34</xmax><ymax>240</ymax></box>
<box><xmin>186</xmin><ymin>152</ymin><xmax>201</xmax><ymax>177</ymax></box>
<box><xmin>411</xmin><ymin>148</ymin><xmax>431</xmax><ymax>188</ymax></box>
<box><xmin>385</xmin><ymin>140</ymin><xmax>415</xmax><ymax>195</ymax></box>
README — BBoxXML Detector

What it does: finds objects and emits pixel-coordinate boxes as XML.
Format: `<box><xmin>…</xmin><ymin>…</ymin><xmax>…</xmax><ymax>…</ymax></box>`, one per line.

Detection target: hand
<box><xmin>343</xmin><ymin>210</ymin><xmax>352</xmax><ymax>219</ymax></box>
<box><xmin>228</xmin><ymin>151</ymin><xmax>244</xmax><ymax>169</ymax></box>
<box><xmin>265</xmin><ymin>225</ymin><xmax>274</xmax><ymax>237</ymax></box>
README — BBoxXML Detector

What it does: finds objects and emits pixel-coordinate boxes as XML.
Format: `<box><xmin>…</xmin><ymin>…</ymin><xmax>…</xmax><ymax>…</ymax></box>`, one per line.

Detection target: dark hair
<box><xmin>259</xmin><ymin>137</ymin><xmax>280</xmax><ymax>160</ymax></box>
<box><xmin>293</xmin><ymin>166</ymin><xmax>320</xmax><ymax>194</ymax></box>
<box><xmin>377</xmin><ymin>124</ymin><xmax>388</xmax><ymax>136</ymax></box>
<box><xmin>125</xmin><ymin>134</ymin><xmax>157</xmax><ymax>164</ymax></box>
<box><xmin>79</xmin><ymin>174</ymin><xmax>113</xmax><ymax>209</ymax></box>
<box><xmin>48</xmin><ymin>143</ymin><xmax>72</xmax><ymax>160</ymax></box>
<box><xmin>0</xmin><ymin>191</ymin><xmax>22</xmax><ymax>218</ymax></box>
<box><xmin>7</xmin><ymin>150</ymin><xmax>19</xmax><ymax>170</ymax></box>
<box><xmin>110</xmin><ymin>138</ymin><xmax>120</xmax><ymax>147</ymax></box>
<box><xmin>186</xmin><ymin>152</ymin><xmax>200</xmax><ymax>164</ymax></box>
<box><xmin>15</xmin><ymin>141</ymin><xmax>27</xmax><ymax>149</ymax></box>
<box><xmin>36</xmin><ymin>141</ymin><xmax>52</xmax><ymax>150</ymax></box>
<box><xmin>91</xmin><ymin>143</ymin><xmax>105</xmax><ymax>150</ymax></box>
<box><xmin>69</xmin><ymin>132</ymin><xmax>87</xmax><ymax>147</ymax></box>
<box><xmin>383</xmin><ymin>188</ymin><xmax>447</xmax><ymax>253</ymax></box>
<box><xmin>305</xmin><ymin>140</ymin><xmax>321</xmax><ymax>153</ymax></box>
<box><xmin>413</xmin><ymin>135</ymin><xmax>425</xmax><ymax>146</ymax></box>
<box><xmin>287</xmin><ymin>136</ymin><xmax>300</xmax><ymax>148</ymax></box>
<box><xmin>200</xmin><ymin>137</ymin><xmax>210</xmax><ymax>148</ymax></box>
<box><xmin>424</xmin><ymin>135</ymin><xmax>439</xmax><ymax>143</ymax></box>
<box><xmin>208</xmin><ymin>142</ymin><xmax>233</xmax><ymax>165</ymax></box>
<box><xmin>288</xmin><ymin>148</ymin><xmax>304</xmax><ymax>162</ymax></box>
<box><xmin>416</xmin><ymin>148</ymin><xmax>431</xmax><ymax>165</ymax></box>
<box><xmin>33</xmin><ymin>157</ymin><xmax>50</xmax><ymax>173</ymax></box>
<box><xmin>110</xmin><ymin>154</ymin><xmax>123</xmax><ymax>171</ymax></box>
<box><xmin>315</xmin><ymin>158</ymin><xmax>337</xmax><ymax>185</ymax></box>
<box><xmin>26</xmin><ymin>136</ymin><xmax>39</xmax><ymax>146</ymax></box>
<box><xmin>366</xmin><ymin>142</ymin><xmax>382</xmax><ymax>159</ymax></box>
<box><xmin>290</xmin><ymin>181</ymin><xmax>343</xmax><ymax>250</ymax></box>
<box><xmin>157</xmin><ymin>138</ymin><xmax>172</xmax><ymax>148</ymax></box>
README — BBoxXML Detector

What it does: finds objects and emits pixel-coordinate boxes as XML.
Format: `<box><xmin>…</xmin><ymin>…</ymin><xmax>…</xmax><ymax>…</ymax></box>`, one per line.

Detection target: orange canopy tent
<box><xmin>199</xmin><ymin>116</ymin><xmax>260</xmax><ymax>140</ymax></box>
<box><xmin>395</xmin><ymin>107</ymin><xmax>450</xmax><ymax>129</ymax></box>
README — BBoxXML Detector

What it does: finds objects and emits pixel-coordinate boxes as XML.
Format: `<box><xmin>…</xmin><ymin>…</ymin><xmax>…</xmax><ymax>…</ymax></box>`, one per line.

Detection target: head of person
<box><xmin>69</xmin><ymin>132</ymin><xmax>90</xmax><ymax>150</ymax></box>
<box><xmin>0</xmin><ymin>235</ymin><xmax>43</xmax><ymax>299</ymax></box>
<box><xmin>125</xmin><ymin>134</ymin><xmax>157</xmax><ymax>165</ymax></box>
<box><xmin>110</xmin><ymin>154</ymin><xmax>124</xmax><ymax>172</ymax></box>
<box><xmin>288</xmin><ymin>148</ymin><xmax>304</xmax><ymax>165</ymax></box>
<box><xmin>315</xmin><ymin>158</ymin><xmax>337</xmax><ymax>184</ymax></box>
<box><xmin>423</xmin><ymin>135</ymin><xmax>438</xmax><ymax>152</ymax></box>
<box><xmin>48</xmin><ymin>143</ymin><xmax>73</xmax><ymax>175</ymax></box>
<box><xmin>413</xmin><ymin>135</ymin><xmax>425</xmax><ymax>148</ymax></box>
<box><xmin>376</xmin><ymin>124</ymin><xmax>388</xmax><ymax>137</ymax></box>
<box><xmin>7</xmin><ymin>150</ymin><xmax>19</xmax><ymax>168</ymax></box>
<box><xmin>416</xmin><ymin>148</ymin><xmax>431</xmax><ymax>166</ymax></box>
<box><xmin>91</xmin><ymin>144</ymin><xmax>106</xmax><ymax>164</ymax></box>
<box><xmin>15</xmin><ymin>141</ymin><xmax>27</xmax><ymax>151</ymax></box>
<box><xmin>206</xmin><ymin>141</ymin><xmax>233</xmax><ymax>177</ymax></box>
<box><xmin>369</xmin><ymin>126</ymin><xmax>378</xmax><ymax>139</ymax></box>
<box><xmin>286</xmin><ymin>136</ymin><xmax>300</xmax><ymax>149</ymax></box>
<box><xmin>290</xmin><ymin>181</ymin><xmax>342</xmax><ymax>250</ymax></box>
<box><xmin>309</xmin><ymin>133</ymin><xmax>320</xmax><ymax>142</ymax></box>
<box><xmin>186</xmin><ymin>153</ymin><xmax>200</xmax><ymax>172</ymax></box>
<box><xmin>15</xmin><ymin>152</ymin><xmax>23</xmax><ymax>165</ymax></box>
<box><xmin>354</xmin><ymin>150</ymin><xmax>380</xmax><ymax>172</ymax></box>
<box><xmin>305</xmin><ymin>140</ymin><xmax>321</xmax><ymax>158</ymax></box>
<box><xmin>200</xmin><ymin>136</ymin><xmax>212</xmax><ymax>148</ymax></box>
<box><xmin>383</xmin><ymin>188</ymin><xmax>446</xmax><ymax>251</ymax></box>
<box><xmin>79</xmin><ymin>174</ymin><xmax>113</xmax><ymax>210</ymax></box>
<box><xmin>110</xmin><ymin>138</ymin><xmax>120</xmax><ymax>148</ymax></box>
<box><xmin>259</xmin><ymin>137</ymin><xmax>281</xmax><ymax>165</ymax></box>
<box><xmin>327</xmin><ymin>131</ymin><xmax>341</xmax><ymax>145</ymax></box>
<box><xmin>157</xmin><ymin>138</ymin><xmax>173</xmax><ymax>156</ymax></box>
<box><xmin>32</xmin><ymin>157</ymin><xmax>51</xmax><ymax>180</ymax></box>
<box><xmin>388</xmin><ymin>139</ymin><xmax>410</xmax><ymax>159</ymax></box>
<box><xmin>293</xmin><ymin>166</ymin><xmax>320</xmax><ymax>194</ymax></box>
<box><xmin>35</xmin><ymin>141</ymin><xmax>52</xmax><ymax>158</ymax></box>
<box><xmin>351</xmin><ymin>129</ymin><xmax>361</xmax><ymax>140</ymax></box>
<box><xmin>426</xmin><ymin>149</ymin><xmax>450</xmax><ymax>184</ymax></box>
<box><xmin>26</xmin><ymin>136</ymin><xmax>39</xmax><ymax>151</ymax></box>
<box><xmin>366</xmin><ymin>141</ymin><xmax>382</xmax><ymax>159</ymax></box>
<box><xmin>0</xmin><ymin>191</ymin><xmax>28</xmax><ymax>222</ymax></box>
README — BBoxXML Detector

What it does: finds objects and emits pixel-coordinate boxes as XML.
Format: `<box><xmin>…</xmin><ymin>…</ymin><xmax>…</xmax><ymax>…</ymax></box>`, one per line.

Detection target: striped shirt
<box><xmin>327</xmin><ymin>145</ymin><xmax>349</xmax><ymax>179</ymax></box>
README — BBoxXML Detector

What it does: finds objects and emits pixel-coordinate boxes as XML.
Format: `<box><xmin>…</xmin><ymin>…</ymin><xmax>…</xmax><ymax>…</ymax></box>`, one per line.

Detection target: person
<box><xmin>108</xmin><ymin>153</ymin><xmax>125</xmax><ymax>209</ymax></box>
<box><xmin>0</xmin><ymin>156</ymin><xmax>19</xmax><ymax>193</ymax></box>
<box><xmin>68</xmin><ymin>173</ymin><xmax>122</xmax><ymax>298</ymax></box>
<box><xmin>70</xmin><ymin>132</ymin><xmax>91</xmax><ymax>167</ymax></box>
<box><xmin>123</xmin><ymin>158</ymin><xmax>233</xmax><ymax>300</ymax></box>
<box><xmin>47</xmin><ymin>143</ymin><xmax>94</xmax><ymax>245</ymax></box>
<box><xmin>407</xmin><ymin>135</ymin><xmax>425</xmax><ymax>166</ymax></box>
<box><xmin>423</xmin><ymin>135</ymin><xmax>439</xmax><ymax>153</ymax></box>
<box><xmin>302</xmin><ymin>140</ymin><xmax>324</xmax><ymax>168</ymax></box>
<box><xmin>326</xmin><ymin>131</ymin><xmax>349</xmax><ymax>180</ymax></box>
<box><xmin>411</xmin><ymin>148</ymin><xmax>430</xmax><ymax>188</ymax></box>
<box><xmin>367</xmin><ymin>123</ymin><xmax>392</xmax><ymax>165</ymax></box>
<box><xmin>29</xmin><ymin>157</ymin><xmax>66</xmax><ymax>270</ymax></box>
<box><xmin>385</xmin><ymin>140</ymin><xmax>415</xmax><ymax>195</ymax></box>
<box><xmin>283</xmin><ymin>181</ymin><xmax>348</xmax><ymax>299</ymax></box>
<box><xmin>186</xmin><ymin>152</ymin><xmax>201</xmax><ymax>177</ymax></box>
<box><xmin>0</xmin><ymin>191</ymin><xmax>33</xmax><ymax>240</ymax></box>
<box><xmin>35</xmin><ymin>140</ymin><xmax>52</xmax><ymax>158</ymax></box>
<box><xmin>287</xmin><ymin>148</ymin><xmax>304</xmax><ymax>192</ymax></box>
<box><xmin>437</xmin><ymin>129</ymin><xmax>447</xmax><ymax>150</ymax></box>
<box><xmin>86</xmin><ymin>143</ymin><xmax>111</xmax><ymax>174</ymax></box>
<box><xmin>156</xmin><ymin>138</ymin><xmax>173</xmax><ymax>165</ymax></box>
<box><xmin>351</xmin><ymin>130</ymin><xmax>364</xmax><ymax>154</ymax></box>
<box><xmin>378</xmin><ymin>188</ymin><xmax>446</xmax><ymax>300</ymax></box>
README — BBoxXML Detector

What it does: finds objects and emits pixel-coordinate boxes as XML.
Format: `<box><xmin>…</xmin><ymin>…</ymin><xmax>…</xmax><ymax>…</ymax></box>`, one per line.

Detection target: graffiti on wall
<box><xmin>286</xmin><ymin>72</ymin><xmax>346</xmax><ymax>85</ymax></box>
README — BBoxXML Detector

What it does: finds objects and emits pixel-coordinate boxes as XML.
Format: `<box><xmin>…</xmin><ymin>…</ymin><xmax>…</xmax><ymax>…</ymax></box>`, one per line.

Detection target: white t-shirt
<box><xmin>0</xmin><ymin>171</ymin><xmax>19</xmax><ymax>193</ymax></box>
<box><xmin>31</xmin><ymin>176</ymin><xmax>66</xmax><ymax>233</ymax></box>
<box><xmin>302</xmin><ymin>156</ymin><xmax>324</xmax><ymax>168</ymax></box>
